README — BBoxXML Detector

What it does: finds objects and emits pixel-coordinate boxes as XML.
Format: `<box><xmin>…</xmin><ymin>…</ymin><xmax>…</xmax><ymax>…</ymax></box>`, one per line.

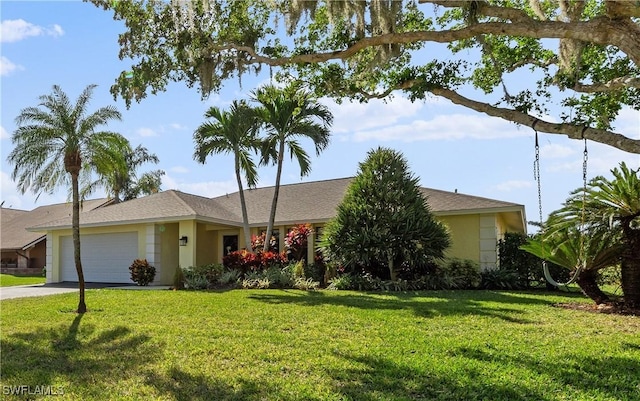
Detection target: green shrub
<box><xmin>480</xmin><ymin>268</ymin><xmax>523</xmax><ymax>290</ymax></box>
<box><xmin>129</xmin><ymin>259</ymin><xmax>156</xmax><ymax>286</ymax></box>
<box><xmin>305</xmin><ymin>262</ymin><xmax>326</xmax><ymax>286</ymax></box>
<box><xmin>598</xmin><ymin>265</ymin><xmax>621</xmax><ymax>286</ymax></box>
<box><xmin>320</xmin><ymin>148</ymin><xmax>450</xmax><ymax>281</ymax></box>
<box><xmin>327</xmin><ymin>274</ymin><xmax>354</xmax><ymax>290</ymax></box>
<box><xmin>294</xmin><ymin>277</ymin><xmax>320</xmax><ymax>290</ymax></box>
<box><xmin>264</xmin><ymin>265</ymin><xmax>294</xmax><ymax>288</ymax></box>
<box><xmin>242</xmin><ymin>277</ymin><xmax>271</xmax><ymax>289</ymax></box>
<box><xmin>181</xmin><ymin>264</ymin><xmax>224</xmax><ymax>289</ymax></box>
<box><xmin>218</xmin><ymin>269</ymin><xmax>242</xmax><ymax>287</ymax></box>
<box><xmin>435</xmin><ymin>258</ymin><xmax>481</xmax><ymax>289</ymax></box>
<box><xmin>412</xmin><ymin>273</ymin><xmax>458</xmax><ymax>290</ymax></box>
<box><xmin>292</xmin><ymin>260</ymin><xmax>305</xmax><ymax>279</ymax></box>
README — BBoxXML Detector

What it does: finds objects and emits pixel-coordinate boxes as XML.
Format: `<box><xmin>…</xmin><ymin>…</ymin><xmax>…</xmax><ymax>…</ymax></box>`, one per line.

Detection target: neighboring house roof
<box><xmin>30</xmin><ymin>190</ymin><xmax>243</xmax><ymax>230</ymax></box>
<box><xmin>29</xmin><ymin>177</ymin><xmax>526</xmax><ymax>233</ymax></box>
<box><xmin>1</xmin><ymin>199</ymin><xmax>111</xmax><ymax>250</ymax></box>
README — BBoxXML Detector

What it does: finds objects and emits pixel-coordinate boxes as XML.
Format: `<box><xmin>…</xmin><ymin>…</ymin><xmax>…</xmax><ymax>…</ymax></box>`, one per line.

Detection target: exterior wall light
<box><xmin>179</xmin><ymin>236</ymin><xmax>188</xmax><ymax>246</ymax></box>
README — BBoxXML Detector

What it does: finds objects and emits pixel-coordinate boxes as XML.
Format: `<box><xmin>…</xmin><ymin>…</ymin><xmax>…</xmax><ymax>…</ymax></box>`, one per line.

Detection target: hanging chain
<box><xmin>534</xmin><ymin>129</ymin><xmax>544</xmax><ymax>231</ymax></box>
<box><xmin>533</xmin><ymin>128</ymin><xmax>546</xmax><ymax>263</ymax></box>
<box><xmin>579</xmin><ymin>137</ymin><xmax>588</xmax><ymax>265</ymax></box>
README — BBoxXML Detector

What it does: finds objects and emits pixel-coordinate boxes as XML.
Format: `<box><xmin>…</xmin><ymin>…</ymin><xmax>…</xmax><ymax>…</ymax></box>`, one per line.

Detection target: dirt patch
<box><xmin>554</xmin><ymin>302</ymin><xmax>640</xmax><ymax>316</ymax></box>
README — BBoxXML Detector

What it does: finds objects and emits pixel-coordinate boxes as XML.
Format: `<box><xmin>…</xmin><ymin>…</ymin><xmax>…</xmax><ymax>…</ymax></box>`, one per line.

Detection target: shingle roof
<box><xmin>1</xmin><ymin>199</ymin><xmax>110</xmax><ymax>249</ymax></box>
<box><xmin>212</xmin><ymin>177</ymin><xmax>524</xmax><ymax>225</ymax></box>
<box><xmin>420</xmin><ymin>187</ymin><xmax>524</xmax><ymax>214</ymax></box>
<box><xmin>212</xmin><ymin>177</ymin><xmax>354</xmax><ymax>225</ymax></box>
<box><xmin>30</xmin><ymin>190</ymin><xmax>242</xmax><ymax>230</ymax></box>
<box><xmin>29</xmin><ymin>178</ymin><xmax>525</xmax><ymax>231</ymax></box>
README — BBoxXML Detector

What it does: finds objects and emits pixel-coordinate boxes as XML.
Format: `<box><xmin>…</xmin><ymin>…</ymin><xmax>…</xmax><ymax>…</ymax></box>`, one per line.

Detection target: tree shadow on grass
<box><xmin>144</xmin><ymin>366</ymin><xmax>328</xmax><ymax>401</ymax></box>
<box><xmin>327</xmin><ymin>344</ymin><xmax>640</xmax><ymax>401</ymax></box>
<box><xmin>1</xmin><ymin>313</ymin><xmax>161</xmax><ymax>398</ymax></box>
<box><xmin>247</xmin><ymin>290</ymin><xmax>560</xmax><ymax>323</ymax></box>
<box><xmin>327</xmin><ymin>350</ymin><xmax>548</xmax><ymax>401</ymax></box>
<box><xmin>452</xmin><ymin>345</ymin><xmax>640</xmax><ymax>401</ymax></box>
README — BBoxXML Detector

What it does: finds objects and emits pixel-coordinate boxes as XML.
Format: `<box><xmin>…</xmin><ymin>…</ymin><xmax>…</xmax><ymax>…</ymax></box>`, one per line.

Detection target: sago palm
<box><xmin>194</xmin><ymin>100</ymin><xmax>260</xmax><ymax>251</ymax></box>
<box><xmin>521</xmin><ymin>226</ymin><xmax>622</xmax><ymax>304</ymax></box>
<box><xmin>252</xmin><ymin>82</ymin><xmax>333</xmax><ymax>252</ymax></box>
<box><xmin>584</xmin><ymin>162</ymin><xmax>640</xmax><ymax>308</ymax></box>
<box><xmin>7</xmin><ymin>84</ymin><xmax>127</xmax><ymax>313</ymax></box>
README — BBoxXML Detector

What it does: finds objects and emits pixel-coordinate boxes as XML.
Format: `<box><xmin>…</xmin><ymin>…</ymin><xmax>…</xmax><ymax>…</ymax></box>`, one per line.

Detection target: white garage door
<box><xmin>60</xmin><ymin>232</ymin><xmax>138</xmax><ymax>283</ymax></box>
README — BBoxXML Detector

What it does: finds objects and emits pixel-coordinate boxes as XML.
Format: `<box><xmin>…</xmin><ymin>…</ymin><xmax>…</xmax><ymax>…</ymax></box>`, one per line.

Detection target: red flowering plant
<box><xmin>251</xmin><ymin>232</ymin><xmax>277</xmax><ymax>252</ymax></box>
<box><xmin>222</xmin><ymin>249</ymin><xmax>259</xmax><ymax>273</ymax></box>
<box><xmin>285</xmin><ymin>224</ymin><xmax>314</xmax><ymax>261</ymax></box>
<box><xmin>257</xmin><ymin>250</ymin><xmax>288</xmax><ymax>269</ymax></box>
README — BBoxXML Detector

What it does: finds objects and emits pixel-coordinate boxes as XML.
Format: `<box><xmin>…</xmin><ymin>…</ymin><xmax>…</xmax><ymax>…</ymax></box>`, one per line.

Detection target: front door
<box><xmin>223</xmin><ymin>235</ymin><xmax>238</xmax><ymax>256</ymax></box>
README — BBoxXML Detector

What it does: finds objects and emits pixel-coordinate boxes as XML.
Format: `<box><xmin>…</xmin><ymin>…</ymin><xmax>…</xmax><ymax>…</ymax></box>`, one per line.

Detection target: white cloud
<box><xmin>614</xmin><ymin>107</ymin><xmax>640</xmax><ymax>139</ymax></box>
<box><xmin>322</xmin><ymin>96</ymin><xmax>423</xmax><ymax>134</ymax></box>
<box><xmin>170</xmin><ymin>123</ymin><xmax>188</xmax><ymax>130</ymax></box>
<box><xmin>170</xmin><ymin>166</ymin><xmax>189</xmax><ymax>174</ymax></box>
<box><xmin>0</xmin><ymin>56</ymin><xmax>23</xmax><ymax>76</ymax></box>
<box><xmin>162</xmin><ymin>175</ymin><xmax>238</xmax><ymax>198</ymax></box>
<box><xmin>492</xmin><ymin>180</ymin><xmax>533</xmax><ymax>192</ymax></box>
<box><xmin>1</xmin><ymin>19</ymin><xmax>64</xmax><ymax>43</ymax></box>
<box><xmin>0</xmin><ymin>126</ymin><xmax>10</xmax><ymax>140</ymax></box>
<box><xmin>136</xmin><ymin>127</ymin><xmax>157</xmax><ymax>137</ymax></box>
<box><xmin>351</xmin><ymin>113</ymin><xmax>526</xmax><ymax>142</ymax></box>
<box><xmin>51</xmin><ymin>24</ymin><xmax>64</xmax><ymax>37</ymax></box>
<box><xmin>539</xmin><ymin>143</ymin><xmax>575</xmax><ymax>159</ymax></box>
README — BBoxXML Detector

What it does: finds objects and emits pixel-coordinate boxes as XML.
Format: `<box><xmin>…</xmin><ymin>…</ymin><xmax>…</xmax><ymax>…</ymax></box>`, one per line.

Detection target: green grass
<box><xmin>1</xmin><ymin>289</ymin><xmax>639</xmax><ymax>400</ymax></box>
<box><xmin>0</xmin><ymin>273</ymin><xmax>45</xmax><ymax>287</ymax></box>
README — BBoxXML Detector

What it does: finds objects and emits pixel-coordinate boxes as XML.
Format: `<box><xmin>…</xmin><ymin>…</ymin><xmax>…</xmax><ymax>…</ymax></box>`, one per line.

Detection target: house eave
<box><xmin>22</xmin><ymin>236</ymin><xmax>46</xmax><ymax>250</ymax></box>
<box><xmin>433</xmin><ymin>206</ymin><xmax>525</xmax><ymax>217</ymax></box>
<box><xmin>27</xmin><ymin>215</ymin><xmax>243</xmax><ymax>232</ymax></box>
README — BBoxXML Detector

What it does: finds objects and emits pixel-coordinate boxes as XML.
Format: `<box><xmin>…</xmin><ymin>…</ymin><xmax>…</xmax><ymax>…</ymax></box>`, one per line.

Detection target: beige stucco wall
<box><xmin>195</xmin><ymin>222</ymin><xmax>216</xmax><ymax>266</ymax></box>
<box><xmin>160</xmin><ymin>223</ymin><xmax>179</xmax><ymax>284</ymax></box>
<box><xmin>437</xmin><ymin>214</ymin><xmax>481</xmax><ymax>263</ymax></box>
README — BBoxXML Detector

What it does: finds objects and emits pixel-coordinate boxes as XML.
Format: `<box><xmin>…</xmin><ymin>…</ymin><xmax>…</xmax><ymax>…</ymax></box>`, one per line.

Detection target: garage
<box><xmin>60</xmin><ymin>232</ymin><xmax>138</xmax><ymax>283</ymax></box>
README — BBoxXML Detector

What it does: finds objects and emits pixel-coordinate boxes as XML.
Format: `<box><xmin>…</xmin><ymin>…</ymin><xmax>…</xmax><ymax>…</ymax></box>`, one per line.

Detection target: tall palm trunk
<box><xmin>575</xmin><ymin>269</ymin><xmax>610</xmax><ymax>305</ymax></box>
<box><xmin>235</xmin><ymin>158</ymin><xmax>253</xmax><ymax>252</ymax></box>
<box><xmin>621</xmin><ymin>223</ymin><xmax>640</xmax><ymax>309</ymax></box>
<box><xmin>71</xmin><ymin>171</ymin><xmax>87</xmax><ymax>314</ymax></box>
<box><xmin>263</xmin><ymin>140</ymin><xmax>286</xmax><ymax>252</ymax></box>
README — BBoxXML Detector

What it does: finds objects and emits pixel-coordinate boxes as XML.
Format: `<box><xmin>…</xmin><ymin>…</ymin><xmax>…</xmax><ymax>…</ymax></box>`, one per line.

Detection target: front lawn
<box><xmin>1</xmin><ymin>289</ymin><xmax>639</xmax><ymax>400</ymax></box>
<box><xmin>0</xmin><ymin>273</ymin><xmax>45</xmax><ymax>287</ymax></box>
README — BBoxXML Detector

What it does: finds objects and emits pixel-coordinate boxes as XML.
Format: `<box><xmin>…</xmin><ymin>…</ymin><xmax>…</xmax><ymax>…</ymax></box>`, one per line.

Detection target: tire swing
<box><xmin>532</xmin><ymin>120</ymin><xmax>589</xmax><ymax>287</ymax></box>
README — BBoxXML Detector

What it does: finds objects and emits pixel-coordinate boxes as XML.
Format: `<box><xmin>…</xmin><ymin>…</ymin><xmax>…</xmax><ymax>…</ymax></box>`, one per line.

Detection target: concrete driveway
<box><xmin>0</xmin><ymin>282</ymin><xmax>130</xmax><ymax>301</ymax></box>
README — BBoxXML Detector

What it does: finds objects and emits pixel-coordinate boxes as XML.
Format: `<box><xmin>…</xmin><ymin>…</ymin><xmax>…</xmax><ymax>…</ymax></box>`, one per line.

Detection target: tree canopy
<box><xmin>90</xmin><ymin>0</ymin><xmax>640</xmax><ymax>154</ymax></box>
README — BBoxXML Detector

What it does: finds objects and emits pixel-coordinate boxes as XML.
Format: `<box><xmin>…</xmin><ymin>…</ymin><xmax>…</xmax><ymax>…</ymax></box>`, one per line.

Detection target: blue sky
<box><xmin>1</xmin><ymin>1</ymin><xmax>639</xmax><ymax>232</ymax></box>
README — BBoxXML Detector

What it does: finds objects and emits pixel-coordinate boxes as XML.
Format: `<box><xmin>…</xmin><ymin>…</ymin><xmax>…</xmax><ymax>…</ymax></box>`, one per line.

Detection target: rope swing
<box><xmin>533</xmin><ymin>121</ymin><xmax>589</xmax><ymax>287</ymax></box>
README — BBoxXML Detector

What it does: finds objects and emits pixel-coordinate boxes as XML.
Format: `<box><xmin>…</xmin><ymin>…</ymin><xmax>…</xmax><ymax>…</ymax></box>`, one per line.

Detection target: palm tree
<box><xmin>7</xmin><ymin>84</ymin><xmax>126</xmax><ymax>313</ymax></box>
<box><xmin>584</xmin><ymin>162</ymin><xmax>640</xmax><ymax>308</ymax></box>
<box><xmin>82</xmin><ymin>144</ymin><xmax>165</xmax><ymax>203</ymax></box>
<box><xmin>521</xmin><ymin>227</ymin><xmax>622</xmax><ymax>304</ymax></box>
<box><xmin>194</xmin><ymin>100</ymin><xmax>260</xmax><ymax>251</ymax></box>
<box><xmin>252</xmin><ymin>82</ymin><xmax>333</xmax><ymax>252</ymax></box>
<box><xmin>525</xmin><ymin>162</ymin><xmax>639</xmax><ymax>308</ymax></box>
